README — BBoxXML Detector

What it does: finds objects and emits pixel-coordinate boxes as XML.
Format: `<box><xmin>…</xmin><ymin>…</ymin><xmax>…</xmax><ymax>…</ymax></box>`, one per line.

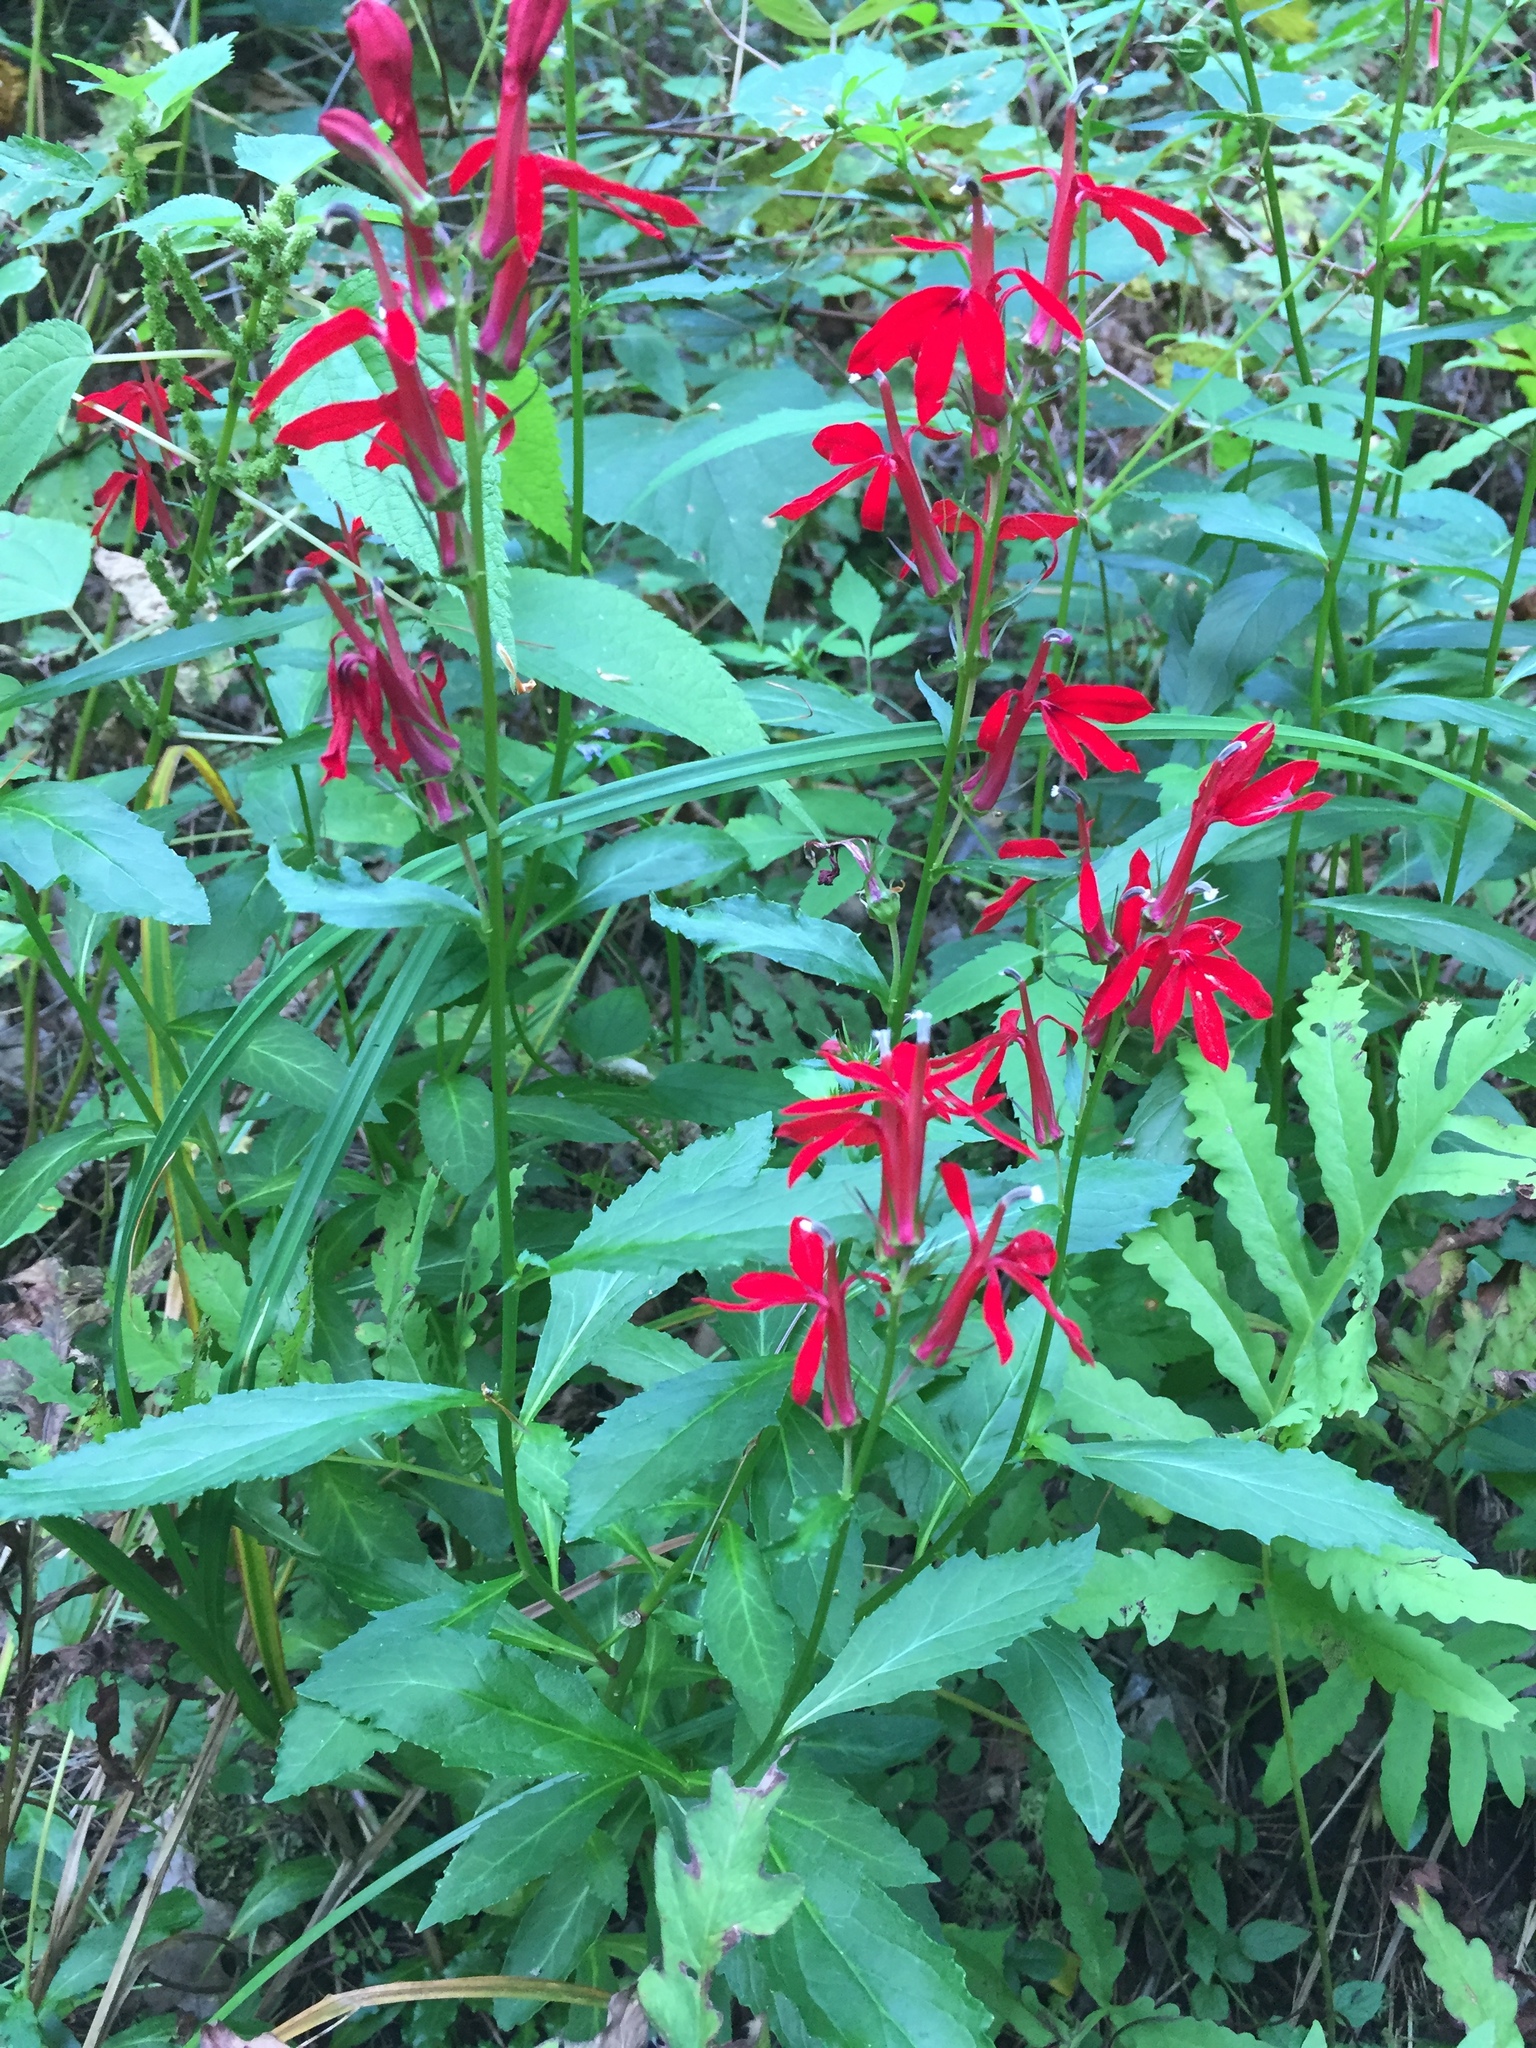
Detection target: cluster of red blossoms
<box><xmin>318</xmin><ymin>0</ymin><xmax>699</xmax><ymax>370</ymax></box>
<box><xmin>290</xmin><ymin>522</ymin><xmax>459</xmax><ymax>824</ymax></box>
<box><xmin>232</xmin><ymin>0</ymin><xmax>703</xmax><ymax>814</ymax></box>
<box><xmin>77</xmin><ymin>366</ymin><xmax>212</xmax><ymax>546</ymax></box>
<box><xmin>708</xmin><ymin>717</ymin><xmax>1330</xmax><ymax>1425</ymax></box>
<box><xmin>707</xmin><ymin>1008</ymin><xmax>1089</xmax><ymax>1427</ymax></box>
<box><xmin>770</xmin><ymin>102</ymin><xmax>1205</xmax><ymax>585</ymax></box>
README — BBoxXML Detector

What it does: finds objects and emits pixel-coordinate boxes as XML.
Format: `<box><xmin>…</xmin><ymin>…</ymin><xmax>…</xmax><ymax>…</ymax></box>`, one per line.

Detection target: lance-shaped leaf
<box><xmin>997</xmin><ymin>1624</ymin><xmax>1123</xmax><ymax>1842</ymax></box>
<box><xmin>783</xmin><ymin>1534</ymin><xmax>1098</xmax><ymax>1734</ymax></box>
<box><xmin>0</xmin><ymin>1381</ymin><xmax>476</xmax><ymax>1516</ymax></box>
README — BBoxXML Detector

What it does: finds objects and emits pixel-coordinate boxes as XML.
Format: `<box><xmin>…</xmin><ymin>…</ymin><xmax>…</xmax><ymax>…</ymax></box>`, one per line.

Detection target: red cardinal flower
<box><xmin>1015</xmin><ymin>980</ymin><xmax>1075</xmax><ymax>1147</ymax></box>
<box><xmin>1079</xmin><ymin>843</ymin><xmax>1153</xmax><ymax>965</ymax></box>
<box><xmin>1149</xmin><ymin>721</ymin><xmax>1328</xmax><ymax>922</ymax></box>
<box><xmin>450</xmin><ymin>0</ymin><xmax>700</xmax><ymax>374</ymax></box>
<box><xmin>249</xmin><ymin>215</ymin><xmax>511</xmax><ymax>574</ymax></box>
<box><xmin>848</xmin><ymin>189</ymin><xmax>1081</xmax><ymax>425</ymax></box>
<box><xmin>1082</xmin><ymin>911</ymin><xmax>1272</xmax><ymax>1069</ymax></box>
<box><xmin>914</xmin><ymin>1163</ymin><xmax>1091</xmax><ymax>1368</ymax></box>
<box><xmin>972</xmin><ymin>836</ymin><xmax>1064</xmax><ymax>935</ymax></box>
<box><xmin>966</xmin><ymin>630</ymin><xmax>1152</xmax><ymax>811</ymax></box>
<box><xmin>77</xmin><ymin>370</ymin><xmax>212</xmax><ymax>449</ymax></box>
<box><xmin>324</xmin><ymin>0</ymin><xmax>450</xmax><ymax>319</ymax></box>
<box><xmin>701</xmin><ymin>1219</ymin><xmax>861</xmax><ymax>1427</ymax></box>
<box><xmin>292</xmin><ymin>565</ymin><xmax>459</xmax><ymax>822</ymax></box>
<box><xmin>1428</xmin><ymin>0</ymin><xmax>1443</xmax><ymax>63</ymax></box>
<box><xmin>985</xmin><ymin>104</ymin><xmax>1207</xmax><ymax>353</ymax></box>
<box><xmin>772</xmin><ymin>374</ymin><xmax>961</xmax><ymax>599</ymax></box>
<box><xmin>779</xmin><ymin>1012</ymin><xmax>1030</xmax><ymax>1254</ymax></box>
<box><xmin>90</xmin><ymin>455</ymin><xmax>182</xmax><ymax>545</ymax></box>
<box><xmin>931</xmin><ymin>497</ymin><xmax>1078</xmax><ymax>652</ymax></box>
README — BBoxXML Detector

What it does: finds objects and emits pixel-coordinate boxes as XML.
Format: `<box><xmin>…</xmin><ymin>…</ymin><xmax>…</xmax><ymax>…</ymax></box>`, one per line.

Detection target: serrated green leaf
<box><xmin>1397</xmin><ymin>1887</ymin><xmax>1522</xmax><ymax>2048</ymax></box>
<box><xmin>0</xmin><ymin>778</ymin><xmax>208</xmax><ymax>921</ymax></box>
<box><xmin>565</xmin><ymin>1355</ymin><xmax>785</xmax><ymax>1539</ymax></box>
<box><xmin>1380</xmin><ymin>1690</ymin><xmax>1434</xmax><ymax>1848</ymax></box>
<box><xmin>1329</xmin><ymin>897</ymin><xmax>1536</xmax><ymax>987</ymax></box>
<box><xmin>1447</xmin><ymin>1715</ymin><xmax>1488</xmax><ymax>1844</ymax></box>
<box><xmin>1042</xmin><ymin>1776</ymin><xmax>1124</xmax><ymax>2003</ymax></box>
<box><xmin>1270</xmin><ymin>1567</ymin><xmax>1513</xmax><ymax>1728</ymax></box>
<box><xmin>420</xmin><ymin>1071</ymin><xmax>496</xmax><ymax>1195</ymax></box>
<box><xmin>1053</xmin><ymin>1548</ymin><xmax>1259</xmax><ymax>1646</ymax></box>
<box><xmin>504</xmin><ymin>568</ymin><xmax>764</xmax><ymax>754</ymax></box>
<box><xmin>783</xmin><ymin>1534</ymin><xmax>1098</xmax><ymax>1734</ymax></box>
<box><xmin>573</xmin><ymin>823</ymin><xmax>745</xmax><ymax>912</ymax></box>
<box><xmin>1298</xmin><ymin>1543</ymin><xmax>1536</xmax><ymax>1629</ymax></box>
<box><xmin>422</xmin><ymin>1775</ymin><xmax>621</xmax><ymax>1930</ymax></box>
<box><xmin>301</xmin><ymin>1598</ymin><xmax>685</xmax><ymax>1786</ymax></box>
<box><xmin>770</xmin><ymin>1765</ymin><xmax>936</xmax><ymax>1892</ymax></box>
<box><xmin>0</xmin><ymin>1381</ymin><xmax>475</xmax><ymax>1516</ymax></box>
<box><xmin>265</xmin><ymin>847</ymin><xmax>477</xmax><ymax>929</ymax></box>
<box><xmin>1290</xmin><ymin>965</ymin><xmax>1377</xmax><ymax>1253</ymax></box>
<box><xmin>497</xmin><ymin>365</ymin><xmax>570</xmax><ymax>547</ymax></box>
<box><xmin>1054</xmin><ymin>1439</ymin><xmax>1468</xmax><ymax>1559</ymax></box>
<box><xmin>1122</xmin><ymin>1211</ymin><xmax>1276</xmax><ymax>1422</ymax></box>
<box><xmin>0</xmin><ymin>510</ymin><xmax>93</xmax><ymax>625</ymax></box>
<box><xmin>764</xmin><ymin>1817</ymin><xmax>993</xmax><ymax>2048</ymax></box>
<box><xmin>651</xmin><ymin>893</ymin><xmax>887</xmax><ymax>992</ymax></box>
<box><xmin>997</xmin><ymin>1624</ymin><xmax>1123</xmax><ymax>1842</ymax></box>
<box><xmin>1051</xmin><ymin>1356</ymin><xmax>1214</xmax><ymax>1443</ymax></box>
<box><xmin>1178</xmin><ymin>1044</ymin><xmax>1319</xmax><ymax>1329</ymax></box>
<box><xmin>1257</xmin><ymin>1663</ymin><xmax>1371</xmax><ymax>1805</ymax></box>
<box><xmin>703</xmin><ymin>1524</ymin><xmax>797</xmax><ymax>1737</ymax></box>
<box><xmin>0</xmin><ymin>319</ymin><xmax>92</xmax><ymax>503</ymax></box>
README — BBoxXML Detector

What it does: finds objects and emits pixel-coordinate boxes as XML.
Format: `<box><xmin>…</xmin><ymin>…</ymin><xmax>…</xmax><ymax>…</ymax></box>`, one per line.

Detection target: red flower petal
<box><xmin>250</xmin><ymin>307</ymin><xmax>379</xmax><ymax>418</ymax></box>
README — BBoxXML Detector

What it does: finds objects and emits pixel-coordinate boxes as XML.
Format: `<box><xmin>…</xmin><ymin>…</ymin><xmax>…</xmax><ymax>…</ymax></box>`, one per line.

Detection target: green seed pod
<box><xmin>1169</xmin><ymin>24</ymin><xmax>1210</xmax><ymax>71</ymax></box>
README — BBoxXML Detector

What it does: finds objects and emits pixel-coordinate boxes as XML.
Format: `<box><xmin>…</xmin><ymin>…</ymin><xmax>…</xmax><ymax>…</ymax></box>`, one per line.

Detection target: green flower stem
<box><xmin>1264</xmin><ymin>1544</ymin><xmax>1337</xmax><ymax>2046</ymax></box>
<box><xmin>888</xmin><ymin>416</ymin><xmax>1023</xmax><ymax>1029</ymax></box>
<box><xmin>453</xmin><ymin>299</ymin><xmax>526</xmax><ymax>1509</ymax></box>
<box><xmin>994</xmin><ymin>1017</ymin><xmax>1120</xmax><ymax>1477</ymax></box>
<box><xmin>1220</xmin><ymin>0</ymin><xmax>1334</xmax><ymax>542</ymax></box>
<box><xmin>605</xmin><ymin>1436</ymin><xmax>766</xmax><ymax>1711</ymax></box>
<box><xmin>743</xmin><ymin>1269</ymin><xmax>908</xmax><ymax>1773</ymax></box>
<box><xmin>1441</xmin><ymin>430</ymin><xmax>1536</xmax><ymax>903</ymax></box>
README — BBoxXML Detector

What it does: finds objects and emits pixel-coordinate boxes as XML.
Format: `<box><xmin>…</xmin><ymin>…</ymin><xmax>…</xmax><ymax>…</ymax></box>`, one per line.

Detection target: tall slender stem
<box><xmin>1264</xmin><ymin>1545</ymin><xmax>1337</xmax><ymax>2046</ymax></box>
<box><xmin>453</xmin><ymin>298</ymin><xmax>522</xmax><ymax>1474</ymax></box>
<box><xmin>1441</xmin><ymin>432</ymin><xmax>1536</xmax><ymax>903</ymax></box>
<box><xmin>565</xmin><ymin>0</ymin><xmax>586</xmax><ymax>571</ymax></box>
<box><xmin>744</xmin><ymin>1275</ymin><xmax>907</xmax><ymax>1771</ymax></box>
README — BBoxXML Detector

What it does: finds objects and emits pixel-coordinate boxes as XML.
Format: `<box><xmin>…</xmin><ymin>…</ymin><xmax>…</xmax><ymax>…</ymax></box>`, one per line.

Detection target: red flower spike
<box><xmin>851</xmin><ymin>188</ymin><xmax>1082</xmax><ymax>425</ymax></box>
<box><xmin>1077</xmin><ymin>834</ymin><xmax>1152</xmax><ymax>967</ymax></box>
<box><xmin>914</xmin><ymin>1163</ymin><xmax>1091</xmax><ymax>1369</ymax></box>
<box><xmin>298</xmin><ymin>567</ymin><xmax>459</xmax><ymax>821</ymax></box>
<box><xmin>965</xmin><ymin>630</ymin><xmax>1150</xmax><ymax>812</ymax></box>
<box><xmin>77</xmin><ymin>369</ymin><xmax>213</xmax><ymax>484</ymax></box>
<box><xmin>91</xmin><ymin>456</ymin><xmax>182</xmax><ymax>545</ymax></box>
<box><xmin>928</xmin><ymin>496</ymin><xmax>1078</xmax><ymax>652</ymax></box>
<box><xmin>250</xmin><ymin>222</ymin><xmax>484</xmax><ymax>572</ymax></box>
<box><xmin>1016</xmin><ymin>981</ymin><xmax>1075</xmax><ymax>1147</ymax></box>
<box><xmin>323</xmin><ymin>1</ymin><xmax>450</xmax><ymax>321</ymax></box>
<box><xmin>1148</xmin><ymin>721</ymin><xmax>1329</xmax><ymax>923</ymax></box>
<box><xmin>984</xmin><ymin>104</ymin><xmax>1206</xmax><ymax>353</ymax></box>
<box><xmin>453</xmin><ymin>0</ymin><xmax>702</xmax><ymax>382</ymax></box>
<box><xmin>700</xmin><ymin>1219</ymin><xmax>860</xmax><ymax>1428</ymax></box>
<box><xmin>1428</xmin><ymin>1</ymin><xmax>1443</xmax><ymax>64</ymax></box>
<box><xmin>972</xmin><ymin>836</ymin><xmax>1064</xmax><ymax>936</ymax></box>
<box><xmin>772</xmin><ymin>378</ymin><xmax>960</xmax><ymax>600</ymax></box>
<box><xmin>778</xmin><ymin>1011</ymin><xmax>1031</xmax><ymax>1256</ymax></box>
<box><xmin>1082</xmin><ymin>913</ymin><xmax>1272</xmax><ymax>1070</ymax></box>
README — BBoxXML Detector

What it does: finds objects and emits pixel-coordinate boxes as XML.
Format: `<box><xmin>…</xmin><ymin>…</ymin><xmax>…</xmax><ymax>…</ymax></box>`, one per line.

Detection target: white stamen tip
<box><xmin>908</xmin><ymin>1010</ymin><xmax>933</xmax><ymax>1045</ymax></box>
